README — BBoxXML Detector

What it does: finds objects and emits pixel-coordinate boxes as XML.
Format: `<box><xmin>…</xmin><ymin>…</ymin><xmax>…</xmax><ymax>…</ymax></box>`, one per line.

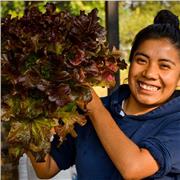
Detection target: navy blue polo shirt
<box><xmin>50</xmin><ymin>85</ymin><xmax>180</xmax><ymax>180</ymax></box>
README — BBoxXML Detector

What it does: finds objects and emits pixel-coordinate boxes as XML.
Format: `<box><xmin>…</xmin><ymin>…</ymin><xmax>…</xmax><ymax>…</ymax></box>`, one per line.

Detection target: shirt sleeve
<box><xmin>139</xmin><ymin>119</ymin><xmax>180</xmax><ymax>178</ymax></box>
<box><xmin>101</xmin><ymin>96</ymin><xmax>110</xmax><ymax>108</ymax></box>
<box><xmin>50</xmin><ymin>134</ymin><xmax>76</xmax><ymax>170</ymax></box>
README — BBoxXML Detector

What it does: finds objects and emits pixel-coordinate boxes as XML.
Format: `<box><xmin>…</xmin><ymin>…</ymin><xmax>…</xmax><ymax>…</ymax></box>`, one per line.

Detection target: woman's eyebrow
<box><xmin>134</xmin><ymin>52</ymin><xmax>149</xmax><ymax>59</ymax></box>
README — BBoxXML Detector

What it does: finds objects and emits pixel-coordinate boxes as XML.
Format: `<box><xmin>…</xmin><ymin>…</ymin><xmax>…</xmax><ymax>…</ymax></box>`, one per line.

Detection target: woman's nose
<box><xmin>142</xmin><ymin>63</ymin><xmax>159</xmax><ymax>80</ymax></box>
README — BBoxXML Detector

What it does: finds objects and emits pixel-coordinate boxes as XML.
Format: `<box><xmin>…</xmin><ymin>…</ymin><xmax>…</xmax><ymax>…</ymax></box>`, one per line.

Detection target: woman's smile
<box><xmin>138</xmin><ymin>81</ymin><xmax>160</xmax><ymax>92</ymax></box>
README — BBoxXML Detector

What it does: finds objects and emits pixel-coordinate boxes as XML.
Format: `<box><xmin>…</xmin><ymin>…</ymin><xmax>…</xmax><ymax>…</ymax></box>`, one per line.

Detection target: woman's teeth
<box><xmin>139</xmin><ymin>82</ymin><xmax>159</xmax><ymax>92</ymax></box>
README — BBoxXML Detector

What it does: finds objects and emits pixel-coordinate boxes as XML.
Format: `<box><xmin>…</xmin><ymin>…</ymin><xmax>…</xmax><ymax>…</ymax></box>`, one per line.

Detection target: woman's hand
<box><xmin>86</xmin><ymin>87</ymin><xmax>103</xmax><ymax>113</ymax></box>
<box><xmin>76</xmin><ymin>87</ymin><xmax>104</xmax><ymax>115</ymax></box>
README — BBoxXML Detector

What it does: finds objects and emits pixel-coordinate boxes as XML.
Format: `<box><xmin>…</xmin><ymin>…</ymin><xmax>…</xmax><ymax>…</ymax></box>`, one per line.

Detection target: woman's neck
<box><xmin>123</xmin><ymin>95</ymin><xmax>159</xmax><ymax>115</ymax></box>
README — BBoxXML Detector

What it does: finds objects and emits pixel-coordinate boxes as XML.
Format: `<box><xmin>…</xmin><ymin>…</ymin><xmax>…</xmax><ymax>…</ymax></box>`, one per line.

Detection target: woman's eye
<box><xmin>160</xmin><ymin>64</ymin><xmax>171</xmax><ymax>69</ymax></box>
<box><xmin>136</xmin><ymin>58</ymin><xmax>147</xmax><ymax>64</ymax></box>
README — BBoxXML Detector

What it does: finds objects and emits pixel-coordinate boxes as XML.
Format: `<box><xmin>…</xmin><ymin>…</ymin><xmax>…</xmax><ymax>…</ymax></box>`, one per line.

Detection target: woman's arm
<box><xmin>26</xmin><ymin>151</ymin><xmax>60</xmax><ymax>179</ymax></box>
<box><xmin>86</xmin><ymin>89</ymin><xmax>159</xmax><ymax>180</ymax></box>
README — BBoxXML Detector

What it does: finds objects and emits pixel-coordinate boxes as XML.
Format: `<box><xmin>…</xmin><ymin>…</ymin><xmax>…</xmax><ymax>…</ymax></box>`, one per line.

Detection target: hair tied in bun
<box><xmin>154</xmin><ymin>9</ymin><xmax>179</xmax><ymax>30</ymax></box>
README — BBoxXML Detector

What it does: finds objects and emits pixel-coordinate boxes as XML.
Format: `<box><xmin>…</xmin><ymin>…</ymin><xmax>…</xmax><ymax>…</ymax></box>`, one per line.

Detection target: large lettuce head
<box><xmin>1</xmin><ymin>3</ymin><xmax>127</xmax><ymax>161</ymax></box>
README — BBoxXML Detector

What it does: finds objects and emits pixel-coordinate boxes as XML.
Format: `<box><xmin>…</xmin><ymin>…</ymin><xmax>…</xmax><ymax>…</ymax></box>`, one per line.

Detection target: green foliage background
<box><xmin>119</xmin><ymin>1</ymin><xmax>180</xmax><ymax>49</ymax></box>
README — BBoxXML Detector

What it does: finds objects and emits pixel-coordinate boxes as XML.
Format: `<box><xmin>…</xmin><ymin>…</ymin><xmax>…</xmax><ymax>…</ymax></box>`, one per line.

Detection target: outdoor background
<box><xmin>1</xmin><ymin>1</ymin><xmax>180</xmax><ymax>180</ymax></box>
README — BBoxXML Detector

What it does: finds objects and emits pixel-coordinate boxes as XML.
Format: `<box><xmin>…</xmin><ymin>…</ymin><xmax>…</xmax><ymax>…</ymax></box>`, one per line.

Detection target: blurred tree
<box><xmin>119</xmin><ymin>1</ymin><xmax>180</xmax><ymax>51</ymax></box>
<box><xmin>0</xmin><ymin>1</ymin><xmax>24</xmax><ymax>18</ymax></box>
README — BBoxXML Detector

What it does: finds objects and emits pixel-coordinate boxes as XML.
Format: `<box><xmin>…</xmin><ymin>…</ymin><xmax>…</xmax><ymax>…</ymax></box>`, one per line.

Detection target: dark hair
<box><xmin>129</xmin><ymin>10</ymin><xmax>180</xmax><ymax>62</ymax></box>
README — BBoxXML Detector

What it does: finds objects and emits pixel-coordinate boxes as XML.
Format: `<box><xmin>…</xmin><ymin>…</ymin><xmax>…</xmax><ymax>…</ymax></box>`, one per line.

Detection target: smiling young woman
<box><xmin>27</xmin><ymin>10</ymin><xmax>180</xmax><ymax>180</ymax></box>
<box><xmin>127</xmin><ymin>38</ymin><xmax>180</xmax><ymax>115</ymax></box>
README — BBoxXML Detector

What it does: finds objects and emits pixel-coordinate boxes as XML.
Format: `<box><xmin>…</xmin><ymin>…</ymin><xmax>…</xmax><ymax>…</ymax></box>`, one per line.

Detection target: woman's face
<box><xmin>128</xmin><ymin>38</ymin><xmax>180</xmax><ymax>107</ymax></box>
